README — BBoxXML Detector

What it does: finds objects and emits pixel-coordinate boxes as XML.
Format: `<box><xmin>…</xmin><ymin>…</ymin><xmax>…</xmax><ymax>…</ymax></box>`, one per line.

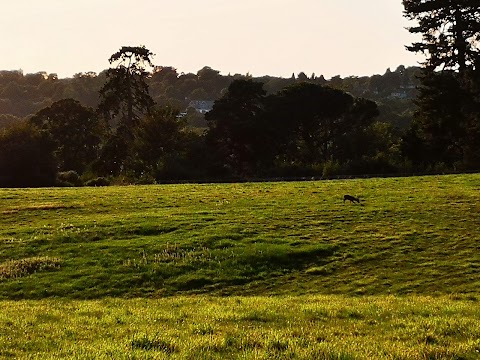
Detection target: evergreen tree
<box><xmin>403</xmin><ymin>0</ymin><xmax>480</xmax><ymax>72</ymax></box>
<box><xmin>403</xmin><ymin>0</ymin><xmax>480</xmax><ymax>169</ymax></box>
<box><xmin>97</xmin><ymin>46</ymin><xmax>156</xmax><ymax>175</ymax></box>
<box><xmin>98</xmin><ymin>46</ymin><xmax>155</xmax><ymax>136</ymax></box>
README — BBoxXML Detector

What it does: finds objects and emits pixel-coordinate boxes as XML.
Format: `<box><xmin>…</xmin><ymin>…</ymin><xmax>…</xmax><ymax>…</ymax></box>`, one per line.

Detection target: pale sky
<box><xmin>1</xmin><ymin>0</ymin><xmax>422</xmax><ymax>79</ymax></box>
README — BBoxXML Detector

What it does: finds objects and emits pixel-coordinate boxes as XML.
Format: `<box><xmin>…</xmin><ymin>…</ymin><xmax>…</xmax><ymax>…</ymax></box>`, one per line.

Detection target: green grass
<box><xmin>1</xmin><ymin>174</ymin><xmax>479</xmax><ymax>298</ymax></box>
<box><xmin>1</xmin><ymin>174</ymin><xmax>480</xmax><ymax>358</ymax></box>
<box><xmin>1</xmin><ymin>295</ymin><xmax>480</xmax><ymax>359</ymax></box>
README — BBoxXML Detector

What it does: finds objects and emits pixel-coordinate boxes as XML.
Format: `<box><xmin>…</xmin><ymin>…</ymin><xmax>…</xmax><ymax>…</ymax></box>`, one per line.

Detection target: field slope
<box><xmin>1</xmin><ymin>174</ymin><xmax>480</xmax><ymax>359</ymax></box>
<box><xmin>1</xmin><ymin>174</ymin><xmax>479</xmax><ymax>298</ymax></box>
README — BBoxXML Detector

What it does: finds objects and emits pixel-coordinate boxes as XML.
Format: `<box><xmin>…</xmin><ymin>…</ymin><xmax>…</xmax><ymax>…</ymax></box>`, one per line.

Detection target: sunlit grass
<box><xmin>1</xmin><ymin>174</ymin><xmax>479</xmax><ymax>298</ymax></box>
<box><xmin>1</xmin><ymin>295</ymin><xmax>479</xmax><ymax>359</ymax></box>
<box><xmin>1</xmin><ymin>174</ymin><xmax>480</xmax><ymax>358</ymax></box>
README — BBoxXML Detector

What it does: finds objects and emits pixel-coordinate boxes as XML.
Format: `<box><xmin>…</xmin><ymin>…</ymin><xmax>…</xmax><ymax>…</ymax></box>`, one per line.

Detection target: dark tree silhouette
<box><xmin>128</xmin><ymin>106</ymin><xmax>187</xmax><ymax>180</ymax></box>
<box><xmin>0</xmin><ymin>122</ymin><xmax>56</xmax><ymax>187</ymax></box>
<box><xmin>205</xmin><ymin>79</ymin><xmax>267</xmax><ymax>176</ymax></box>
<box><xmin>270</xmin><ymin>83</ymin><xmax>357</xmax><ymax>164</ymax></box>
<box><xmin>29</xmin><ymin>98</ymin><xmax>103</xmax><ymax>173</ymax></box>
<box><xmin>403</xmin><ymin>0</ymin><xmax>480</xmax><ymax>73</ymax></box>
<box><xmin>97</xmin><ymin>46</ymin><xmax>156</xmax><ymax>175</ymax></box>
<box><xmin>98</xmin><ymin>46</ymin><xmax>155</xmax><ymax>133</ymax></box>
<box><xmin>403</xmin><ymin>0</ymin><xmax>480</xmax><ymax>169</ymax></box>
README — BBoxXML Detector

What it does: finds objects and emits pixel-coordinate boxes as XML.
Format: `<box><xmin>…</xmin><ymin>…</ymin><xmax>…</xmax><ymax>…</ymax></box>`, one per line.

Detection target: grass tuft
<box><xmin>0</xmin><ymin>257</ymin><xmax>61</xmax><ymax>279</ymax></box>
<box><xmin>130</xmin><ymin>334</ymin><xmax>176</xmax><ymax>353</ymax></box>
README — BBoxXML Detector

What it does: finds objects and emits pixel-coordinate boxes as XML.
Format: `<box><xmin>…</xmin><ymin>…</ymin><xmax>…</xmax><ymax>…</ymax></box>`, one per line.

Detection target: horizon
<box><xmin>2</xmin><ymin>1</ymin><xmax>423</xmax><ymax>80</ymax></box>
<box><xmin>1</xmin><ymin>62</ymin><xmax>419</xmax><ymax>81</ymax></box>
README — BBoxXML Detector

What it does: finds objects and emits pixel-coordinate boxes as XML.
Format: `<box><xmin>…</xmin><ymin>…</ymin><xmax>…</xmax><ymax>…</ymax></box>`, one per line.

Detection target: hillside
<box><xmin>1</xmin><ymin>174</ymin><xmax>479</xmax><ymax>299</ymax></box>
<box><xmin>0</xmin><ymin>65</ymin><xmax>419</xmax><ymax>131</ymax></box>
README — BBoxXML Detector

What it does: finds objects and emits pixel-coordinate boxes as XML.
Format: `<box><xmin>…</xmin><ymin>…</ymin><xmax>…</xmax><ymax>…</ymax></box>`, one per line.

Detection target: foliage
<box><xmin>403</xmin><ymin>0</ymin><xmax>480</xmax><ymax>72</ymax></box>
<box><xmin>29</xmin><ymin>98</ymin><xmax>104</xmax><ymax>173</ymax></box>
<box><xmin>0</xmin><ymin>65</ymin><xmax>419</xmax><ymax>120</ymax></box>
<box><xmin>84</xmin><ymin>177</ymin><xmax>110</xmax><ymax>187</ymax></box>
<box><xmin>127</xmin><ymin>105</ymin><xmax>188</xmax><ymax>181</ymax></box>
<box><xmin>97</xmin><ymin>46</ymin><xmax>156</xmax><ymax>175</ymax></box>
<box><xmin>270</xmin><ymin>83</ymin><xmax>380</xmax><ymax>166</ymax></box>
<box><xmin>206</xmin><ymin>79</ymin><xmax>268</xmax><ymax>176</ymax></box>
<box><xmin>0</xmin><ymin>63</ymin><xmax>424</xmax><ymax>182</ymax></box>
<box><xmin>1</xmin><ymin>59</ymin><xmax>475</xmax><ymax>179</ymax></box>
<box><xmin>402</xmin><ymin>1</ymin><xmax>480</xmax><ymax>170</ymax></box>
<box><xmin>56</xmin><ymin>170</ymin><xmax>83</xmax><ymax>187</ymax></box>
<box><xmin>0</xmin><ymin>114</ymin><xmax>20</xmax><ymax>130</ymax></box>
<box><xmin>405</xmin><ymin>71</ymin><xmax>469</xmax><ymax>167</ymax></box>
<box><xmin>98</xmin><ymin>46</ymin><xmax>155</xmax><ymax>129</ymax></box>
<box><xmin>0</xmin><ymin>121</ymin><xmax>57</xmax><ymax>187</ymax></box>
<box><xmin>206</xmin><ymin>80</ymin><xmax>383</xmax><ymax>177</ymax></box>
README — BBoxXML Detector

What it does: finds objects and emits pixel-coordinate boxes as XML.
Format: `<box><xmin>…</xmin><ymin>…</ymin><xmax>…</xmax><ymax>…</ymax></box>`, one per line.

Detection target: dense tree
<box><xmin>269</xmin><ymin>83</ymin><xmax>366</xmax><ymax>165</ymax></box>
<box><xmin>297</xmin><ymin>72</ymin><xmax>308</xmax><ymax>82</ymax></box>
<box><xmin>197</xmin><ymin>66</ymin><xmax>221</xmax><ymax>82</ymax></box>
<box><xmin>0</xmin><ymin>62</ymin><xmax>427</xmax><ymax>181</ymax></box>
<box><xmin>0</xmin><ymin>114</ymin><xmax>20</xmax><ymax>130</ymax></box>
<box><xmin>0</xmin><ymin>121</ymin><xmax>56</xmax><ymax>187</ymax></box>
<box><xmin>127</xmin><ymin>106</ymin><xmax>188</xmax><ymax>181</ymax></box>
<box><xmin>409</xmin><ymin>72</ymin><xmax>469</xmax><ymax>166</ymax></box>
<box><xmin>29</xmin><ymin>99</ymin><xmax>104</xmax><ymax>173</ymax></box>
<box><xmin>206</xmin><ymin>81</ymin><xmax>383</xmax><ymax>177</ymax></box>
<box><xmin>403</xmin><ymin>0</ymin><xmax>480</xmax><ymax>169</ymax></box>
<box><xmin>205</xmin><ymin>79</ymin><xmax>267</xmax><ymax>176</ymax></box>
<box><xmin>403</xmin><ymin>0</ymin><xmax>480</xmax><ymax>72</ymax></box>
<box><xmin>152</xmin><ymin>66</ymin><xmax>178</xmax><ymax>83</ymax></box>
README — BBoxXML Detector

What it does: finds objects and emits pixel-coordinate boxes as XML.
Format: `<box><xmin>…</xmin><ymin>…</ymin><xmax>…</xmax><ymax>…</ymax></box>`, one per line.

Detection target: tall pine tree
<box><xmin>402</xmin><ymin>0</ymin><xmax>480</xmax><ymax>169</ymax></box>
<box><xmin>97</xmin><ymin>46</ymin><xmax>156</xmax><ymax>175</ymax></box>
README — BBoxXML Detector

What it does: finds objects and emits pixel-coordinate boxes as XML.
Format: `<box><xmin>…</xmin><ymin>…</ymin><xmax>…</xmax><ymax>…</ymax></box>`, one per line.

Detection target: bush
<box><xmin>85</xmin><ymin>177</ymin><xmax>110</xmax><ymax>187</ymax></box>
<box><xmin>56</xmin><ymin>170</ymin><xmax>83</xmax><ymax>187</ymax></box>
<box><xmin>322</xmin><ymin>160</ymin><xmax>342</xmax><ymax>178</ymax></box>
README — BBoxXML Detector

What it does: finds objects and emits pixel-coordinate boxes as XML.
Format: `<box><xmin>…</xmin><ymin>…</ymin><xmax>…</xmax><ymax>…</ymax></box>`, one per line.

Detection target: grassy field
<box><xmin>1</xmin><ymin>174</ymin><xmax>480</xmax><ymax>358</ymax></box>
<box><xmin>1</xmin><ymin>295</ymin><xmax>480</xmax><ymax>359</ymax></box>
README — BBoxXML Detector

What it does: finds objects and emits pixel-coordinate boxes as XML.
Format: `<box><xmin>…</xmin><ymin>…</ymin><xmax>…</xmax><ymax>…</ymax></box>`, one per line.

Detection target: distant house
<box><xmin>389</xmin><ymin>91</ymin><xmax>408</xmax><ymax>99</ymax></box>
<box><xmin>188</xmin><ymin>100</ymin><xmax>214</xmax><ymax>114</ymax></box>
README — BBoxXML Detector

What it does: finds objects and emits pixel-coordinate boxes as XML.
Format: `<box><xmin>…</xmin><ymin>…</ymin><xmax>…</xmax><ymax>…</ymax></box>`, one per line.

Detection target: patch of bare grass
<box><xmin>0</xmin><ymin>257</ymin><xmax>61</xmax><ymax>280</ymax></box>
<box><xmin>2</xmin><ymin>203</ymin><xmax>77</xmax><ymax>214</ymax></box>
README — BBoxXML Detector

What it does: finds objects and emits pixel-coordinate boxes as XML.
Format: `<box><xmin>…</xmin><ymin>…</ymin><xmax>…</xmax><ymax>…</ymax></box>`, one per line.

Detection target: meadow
<box><xmin>1</xmin><ymin>174</ymin><xmax>479</xmax><ymax>358</ymax></box>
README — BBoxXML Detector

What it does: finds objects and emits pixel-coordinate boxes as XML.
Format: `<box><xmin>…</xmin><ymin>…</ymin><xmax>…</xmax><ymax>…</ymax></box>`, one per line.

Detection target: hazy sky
<box><xmin>1</xmin><ymin>0</ymin><xmax>422</xmax><ymax>79</ymax></box>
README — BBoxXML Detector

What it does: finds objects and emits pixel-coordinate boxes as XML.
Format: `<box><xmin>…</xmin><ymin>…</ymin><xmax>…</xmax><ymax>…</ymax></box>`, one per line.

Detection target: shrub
<box><xmin>57</xmin><ymin>170</ymin><xmax>83</xmax><ymax>187</ymax></box>
<box><xmin>85</xmin><ymin>177</ymin><xmax>110</xmax><ymax>187</ymax></box>
<box><xmin>322</xmin><ymin>160</ymin><xmax>342</xmax><ymax>178</ymax></box>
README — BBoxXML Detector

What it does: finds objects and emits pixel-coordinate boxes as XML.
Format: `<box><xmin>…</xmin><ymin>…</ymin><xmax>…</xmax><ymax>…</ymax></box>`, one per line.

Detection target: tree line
<box><xmin>0</xmin><ymin>65</ymin><xmax>418</xmax><ymax>131</ymax></box>
<box><xmin>0</xmin><ymin>0</ymin><xmax>478</xmax><ymax>186</ymax></box>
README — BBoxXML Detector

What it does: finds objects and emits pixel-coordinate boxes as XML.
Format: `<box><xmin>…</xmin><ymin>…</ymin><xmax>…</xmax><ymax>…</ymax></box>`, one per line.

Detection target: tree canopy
<box><xmin>403</xmin><ymin>0</ymin><xmax>480</xmax><ymax>72</ymax></box>
<box><xmin>98</xmin><ymin>46</ymin><xmax>155</xmax><ymax>130</ymax></box>
<box><xmin>402</xmin><ymin>0</ymin><xmax>480</xmax><ymax>170</ymax></box>
<box><xmin>29</xmin><ymin>98</ymin><xmax>103</xmax><ymax>173</ymax></box>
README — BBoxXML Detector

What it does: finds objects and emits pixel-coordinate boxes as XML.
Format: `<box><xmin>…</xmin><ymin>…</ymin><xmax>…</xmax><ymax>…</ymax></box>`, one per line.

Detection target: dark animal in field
<box><xmin>343</xmin><ymin>194</ymin><xmax>360</xmax><ymax>204</ymax></box>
